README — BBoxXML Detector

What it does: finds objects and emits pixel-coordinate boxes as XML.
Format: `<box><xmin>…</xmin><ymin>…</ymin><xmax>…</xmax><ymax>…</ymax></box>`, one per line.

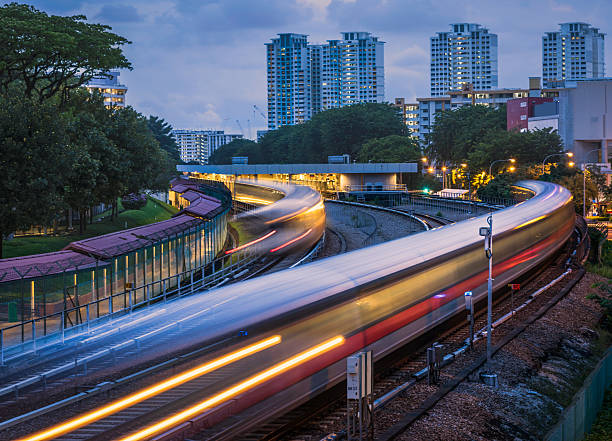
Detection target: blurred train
<box><xmin>23</xmin><ymin>180</ymin><xmax>575</xmax><ymax>440</ymax></box>
<box><xmin>226</xmin><ymin>180</ymin><xmax>326</xmax><ymax>256</ymax></box>
<box><xmin>140</xmin><ymin>180</ymin><xmax>575</xmax><ymax>439</ymax></box>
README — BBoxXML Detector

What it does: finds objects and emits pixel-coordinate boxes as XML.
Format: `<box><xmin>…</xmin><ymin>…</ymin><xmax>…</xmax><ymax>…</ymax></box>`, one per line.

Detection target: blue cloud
<box><xmin>96</xmin><ymin>4</ymin><xmax>143</xmax><ymax>23</ymax></box>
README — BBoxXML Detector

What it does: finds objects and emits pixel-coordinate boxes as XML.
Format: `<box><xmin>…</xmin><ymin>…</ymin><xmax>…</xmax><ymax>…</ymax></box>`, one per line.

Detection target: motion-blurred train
<box><xmin>144</xmin><ymin>180</ymin><xmax>576</xmax><ymax>439</ymax></box>
<box><xmin>226</xmin><ymin>180</ymin><xmax>326</xmax><ymax>256</ymax></box>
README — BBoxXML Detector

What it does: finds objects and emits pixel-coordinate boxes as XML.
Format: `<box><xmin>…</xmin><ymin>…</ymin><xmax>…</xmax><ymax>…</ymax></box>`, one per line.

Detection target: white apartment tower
<box><xmin>172</xmin><ymin>130</ymin><xmax>242</xmax><ymax>164</ymax></box>
<box><xmin>266</xmin><ymin>32</ymin><xmax>385</xmax><ymax>130</ymax></box>
<box><xmin>542</xmin><ymin>23</ymin><xmax>605</xmax><ymax>88</ymax></box>
<box><xmin>266</xmin><ymin>34</ymin><xmax>311</xmax><ymax>130</ymax></box>
<box><xmin>430</xmin><ymin>23</ymin><xmax>498</xmax><ymax>96</ymax></box>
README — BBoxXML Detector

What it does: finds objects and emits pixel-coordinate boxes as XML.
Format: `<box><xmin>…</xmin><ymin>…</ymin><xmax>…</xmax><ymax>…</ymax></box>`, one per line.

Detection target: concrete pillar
<box><xmin>602</xmin><ymin>139</ymin><xmax>609</xmax><ymax>165</ymax></box>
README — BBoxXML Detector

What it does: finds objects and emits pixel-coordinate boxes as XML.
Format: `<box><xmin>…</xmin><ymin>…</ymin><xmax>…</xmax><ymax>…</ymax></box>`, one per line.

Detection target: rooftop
<box><xmin>177</xmin><ymin>163</ymin><xmax>418</xmax><ymax>175</ymax></box>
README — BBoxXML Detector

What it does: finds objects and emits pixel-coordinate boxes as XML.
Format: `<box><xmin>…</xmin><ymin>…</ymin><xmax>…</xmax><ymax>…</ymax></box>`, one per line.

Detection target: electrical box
<box><xmin>347</xmin><ymin>351</ymin><xmax>372</xmax><ymax>400</ymax></box>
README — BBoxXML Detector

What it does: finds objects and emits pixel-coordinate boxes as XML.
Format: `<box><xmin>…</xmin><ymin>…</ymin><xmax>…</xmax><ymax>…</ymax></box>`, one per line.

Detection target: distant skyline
<box><xmin>30</xmin><ymin>0</ymin><xmax>612</xmax><ymax>138</ymax></box>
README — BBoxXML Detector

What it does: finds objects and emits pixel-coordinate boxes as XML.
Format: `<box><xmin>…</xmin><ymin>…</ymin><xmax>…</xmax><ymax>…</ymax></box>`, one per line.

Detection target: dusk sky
<box><xmin>30</xmin><ymin>0</ymin><xmax>612</xmax><ymax>139</ymax></box>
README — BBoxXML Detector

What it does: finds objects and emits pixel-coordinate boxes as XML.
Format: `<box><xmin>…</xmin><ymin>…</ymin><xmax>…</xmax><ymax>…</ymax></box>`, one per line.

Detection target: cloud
<box><xmin>96</xmin><ymin>4</ymin><xmax>143</xmax><ymax>23</ymax></box>
<box><xmin>23</xmin><ymin>0</ymin><xmax>612</xmax><ymax>135</ymax></box>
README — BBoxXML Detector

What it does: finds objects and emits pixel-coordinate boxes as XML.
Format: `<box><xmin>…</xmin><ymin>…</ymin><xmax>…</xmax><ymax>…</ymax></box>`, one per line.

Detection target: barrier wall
<box><xmin>546</xmin><ymin>347</ymin><xmax>612</xmax><ymax>441</ymax></box>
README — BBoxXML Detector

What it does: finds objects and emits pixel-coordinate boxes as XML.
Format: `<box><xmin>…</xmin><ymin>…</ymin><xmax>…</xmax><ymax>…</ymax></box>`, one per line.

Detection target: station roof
<box><xmin>177</xmin><ymin>162</ymin><xmax>418</xmax><ymax>175</ymax></box>
<box><xmin>0</xmin><ymin>251</ymin><xmax>108</xmax><ymax>282</ymax></box>
<box><xmin>66</xmin><ymin>214</ymin><xmax>202</xmax><ymax>260</ymax></box>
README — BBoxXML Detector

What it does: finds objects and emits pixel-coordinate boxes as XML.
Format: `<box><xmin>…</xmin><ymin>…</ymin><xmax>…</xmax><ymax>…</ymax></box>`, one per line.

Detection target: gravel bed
<box><xmin>390</xmin><ymin>271</ymin><xmax>609</xmax><ymax>441</ymax></box>
<box><xmin>281</xmin><ymin>269</ymin><xmax>608</xmax><ymax>441</ymax></box>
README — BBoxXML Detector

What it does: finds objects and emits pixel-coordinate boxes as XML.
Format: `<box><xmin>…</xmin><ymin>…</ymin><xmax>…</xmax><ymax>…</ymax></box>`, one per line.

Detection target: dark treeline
<box><xmin>0</xmin><ymin>3</ymin><xmax>179</xmax><ymax>257</ymax></box>
<box><xmin>210</xmin><ymin>103</ymin><xmax>422</xmax><ymax>165</ymax></box>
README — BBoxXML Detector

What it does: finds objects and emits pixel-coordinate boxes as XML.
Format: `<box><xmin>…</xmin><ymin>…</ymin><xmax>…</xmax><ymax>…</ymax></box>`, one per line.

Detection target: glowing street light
<box><xmin>541</xmin><ymin>152</ymin><xmax>573</xmax><ymax>173</ymax></box>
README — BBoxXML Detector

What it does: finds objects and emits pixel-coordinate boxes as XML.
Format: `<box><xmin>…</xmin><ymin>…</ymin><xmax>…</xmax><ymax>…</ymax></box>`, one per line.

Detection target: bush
<box><xmin>121</xmin><ymin>193</ymin><xmax>147</xmax><ymax>210</ymax></box>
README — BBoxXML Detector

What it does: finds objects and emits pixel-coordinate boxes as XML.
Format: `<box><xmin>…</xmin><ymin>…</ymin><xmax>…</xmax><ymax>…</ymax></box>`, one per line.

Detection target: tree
<box><xmin>426</xmin><ymin>105</ymin><xmax>506</xmax><ymax>164</ymax></box>
<box><xmin>0</xmin><ymin>93</ymin><xmax>71</xmax><ymax>257</ymax></box>
<box><xmin>0</xmin><ymin>2</ymin><xmax>131</xmax><ymax>103</ymax></box>
<box><xmin>107</xmin><ymin>107</ymin><xmax>171</xmax><ymax>195</ymax></box>
<box><xmin>356</xmin><ymin>135</ymin><xmax>422</xmax><ymax>163</ymax></box>
<box><xmin>214</xmin><ymin>103</ymin><xmax>407</xmax><ymax>164</ymax></box>
<box><xmin>148</xmin><ymin>116</ymin><xmax>180</xmax><ymax>162</ymax></box>
<box><xmin>557</xmin><ymin>173</ymin><xmax>598</xmax><ymax>214</ymax></box>
<box><xmin>467</xmin><ymin>128</ymin><xmax>563</xmax><ymax>173</ymax></box>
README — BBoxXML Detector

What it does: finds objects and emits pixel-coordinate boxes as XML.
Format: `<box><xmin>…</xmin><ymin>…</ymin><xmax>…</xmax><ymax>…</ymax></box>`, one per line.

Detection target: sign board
<box><xmin>508</xmin><ymin>283</ymin><xmax>520</xmax><ymax>290</ymax></box>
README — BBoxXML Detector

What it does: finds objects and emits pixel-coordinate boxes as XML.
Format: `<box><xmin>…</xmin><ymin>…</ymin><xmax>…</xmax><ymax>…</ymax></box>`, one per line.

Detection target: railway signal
<box><xmin>464</xmin><ymin>291</ymin><xmax>474</xmax><ymax>349</ymax></box>
<box><xmin>479</xmin><ymin>214</ymin><xmax>498</xmax><ymax>387</ymax></box>
<box><xmin>347</xmin><ymin>351</ymin><xmax>373</xmax><ymax>441</ymax></box>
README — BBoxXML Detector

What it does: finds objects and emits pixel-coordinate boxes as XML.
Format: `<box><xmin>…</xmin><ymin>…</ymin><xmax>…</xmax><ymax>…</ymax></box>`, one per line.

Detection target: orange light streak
<box><xmin>17</xmin><ymin>336</ymin><xmax>282</xmax><ymax>441</ymax></box>
<box><xmin>118</xmin><ymin>335</ymin><xmax>345</xmax><ymax>441</ymax></box>
<box><xmin>270</xmin><ymin>228</ymin><xmax>313</xmax><ymax>253</ymax></box>
<box><xmin>225</xmin><ymin>230</ymin><xmax>277</xmax><ymax>254</ymax></box>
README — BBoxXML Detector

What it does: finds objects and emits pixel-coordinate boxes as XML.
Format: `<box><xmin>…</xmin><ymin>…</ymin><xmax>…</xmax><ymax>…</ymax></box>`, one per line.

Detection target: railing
<box><xmin>343</xmin><ymin>184</ymin><xmax>407</xmax><ymax>192</ymax></box>
<box><xmin>0</xmin><ymin>242</ymin><xmax>259</xmax><ymax>365</ymax></box>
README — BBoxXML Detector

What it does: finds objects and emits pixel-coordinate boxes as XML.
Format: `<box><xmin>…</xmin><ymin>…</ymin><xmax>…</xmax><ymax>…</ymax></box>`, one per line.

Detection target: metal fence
<box><xmin>0</xmin><ymin>236</ymin><xmax>259</xmax><ymax>364</ymax></box>
<box><xmin>546</xmin><ymin>347</ymin><xmax>612</xmax><ymax>441</ymax></box>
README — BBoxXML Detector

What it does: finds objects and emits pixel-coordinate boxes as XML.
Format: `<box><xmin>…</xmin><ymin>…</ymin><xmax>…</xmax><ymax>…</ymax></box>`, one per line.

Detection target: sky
<box><xmin>28</xmin><ymin>0</ymin><xmax>612</xmax><ymax>139</ymax></box>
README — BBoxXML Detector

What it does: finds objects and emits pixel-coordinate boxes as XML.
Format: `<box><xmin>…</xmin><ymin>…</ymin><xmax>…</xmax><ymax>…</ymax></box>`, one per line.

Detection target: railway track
<box><xmin>229</xmin><ymin>220</ymin><xmax>586</xmax><ymax>441</ymax></box>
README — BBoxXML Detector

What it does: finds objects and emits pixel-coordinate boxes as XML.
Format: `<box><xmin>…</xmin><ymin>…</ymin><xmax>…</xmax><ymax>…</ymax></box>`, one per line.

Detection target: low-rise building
<box><xmin>393</xmin><ymin>98</ymin><xmax>420</xmax><ymax>137</ymax></box>
<box><xmin>84</xmin><ymin>71</ymin><xmax>127</xmax><ymax>108</ymax></box>
<box><xmin>172</xmin><ymin>130</ymin><xmax>242</xmax><ymax>165</ymax></box>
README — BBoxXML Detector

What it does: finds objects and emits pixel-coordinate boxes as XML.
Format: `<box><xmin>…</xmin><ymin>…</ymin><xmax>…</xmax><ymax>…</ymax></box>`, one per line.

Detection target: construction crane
<box><xmin>235</xmin><ymin>119</ymin><xmax>244</xmax><ymax>136</ymax></box>
<box><xmin>253</xmin><ymin>105</ymin><xmax>267</xmax><ymax>121</ymax></box>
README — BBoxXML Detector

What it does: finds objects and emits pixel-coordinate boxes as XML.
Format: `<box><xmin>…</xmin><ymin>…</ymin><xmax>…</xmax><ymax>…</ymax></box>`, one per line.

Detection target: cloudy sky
<box><xmin>29</xmin><ymin>0</ymin><xmax>611</xmax><ymax>138</ymax></box>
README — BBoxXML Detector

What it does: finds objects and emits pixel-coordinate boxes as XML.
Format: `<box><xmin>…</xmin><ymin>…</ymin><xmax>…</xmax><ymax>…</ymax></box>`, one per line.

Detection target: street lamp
<box><xmin>461</xmin><ymin>163</ymin><xmax>471</xmax><ymax>202</ymax></box>
<box><xmin>488</xmin><ymin>158</ymin><xmax>516</xmax><ymax>179</ymax></box>
<box><xmin>582</xmin><ymin>149</ymin><xmax>600</xmax><ymax>217</ymax></box>
<box><xmin>541</xmin><ymin>152</ymin><xmax>573</xmax><ymax>174</ymax></box>
<box><xmin>442</xmin><ymin>166</ymin><xmax>447</xmax><ymax>189</ymax></box>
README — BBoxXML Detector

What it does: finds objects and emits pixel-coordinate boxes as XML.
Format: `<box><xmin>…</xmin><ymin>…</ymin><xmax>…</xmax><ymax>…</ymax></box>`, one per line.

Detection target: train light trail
<box><xmin>270</xmin><ymin>228</ymin><xmax>313</xmax><ymax>253</ymax></box>
<box><xmin>119</xmin><ymin>335</ymin><xmax>345</xmax><ymax>441</ymax></box>
<box><xmin>225</xmin><ymin>230</ymin><xmax>277</xmax><ymax>254</ymax></box>
<box><xmin>17</xmin><ymin>336</ymin><xmax>282</xmax><ymax>441</ymax></box>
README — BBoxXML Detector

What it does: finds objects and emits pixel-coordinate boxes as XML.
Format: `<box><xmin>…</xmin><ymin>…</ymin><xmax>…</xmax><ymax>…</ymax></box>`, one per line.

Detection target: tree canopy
<box><xmin>0</xmin><ymin>3</ymin><xmax>132</xmax><ymax>103</ymax></box>
<box><xmin>0</xmin><ymin>4</ymin><xmax>177</xmax><ymax>254</ymax></box>
<box><xmin>211</xmin><ymin>103</ymin><xmax>408</xmax><ymax>164</ymax></box>
<box><xmin>426</xmin><ymin>104</ymin><xmax>506</xmax><ymax>164</ymax></box>
<box><xmin>357</xmin><ymin>135</ymin><xmax>421</xmax><ymax>163</ymax></box>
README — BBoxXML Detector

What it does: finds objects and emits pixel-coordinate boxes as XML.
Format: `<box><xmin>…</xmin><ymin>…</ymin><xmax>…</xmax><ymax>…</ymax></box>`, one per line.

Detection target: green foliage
<box><xmin>476</xmin><ymin>173</ymin><xmax>516</xmax><ymax>201</ymax></box>
<box><xmin>584</xmin><ymin>387</ymin><xmax>612</xmax><ymax>441</ymax></box>
<box><xmin>426</xmin><ymin>105</ymin><xmax>506</xmax><ymax>164</ymax></box>
<box><xmin>587</xmin><ymin>279</ymin><xmax>612</xmax><ymax>331</ymax></box>
<box><xmin>3</xmin><ymin>198</ymin><xmax>177</xmax><ymax>258</ymax></box>
<box><xmin>0</xmin><ymin>5</ymin><xmax>175</xmax><ymax>255</ymax></box>
<box><xmin>0</xmin><ymin>3</ymin><xmax>131</xmax><ymax>103</ymax></box>
<box><xmin>0</xmin><ymin>92</ymin><xmax>70</xmax><ymax>248</ymax></box>
<box><xmin>212</xmin><ymin>103</ymin><xmax>407</xmax><ymax>164</ymax></box>
<box><xmin>148</xmin><ymin>116</ymin><xmax>180</xmax><ymax>162</ymax></box>
<box><xmin>357</xmin><ymin>135</ymin><xmax>421</xmax><ymax>163</ymax></box>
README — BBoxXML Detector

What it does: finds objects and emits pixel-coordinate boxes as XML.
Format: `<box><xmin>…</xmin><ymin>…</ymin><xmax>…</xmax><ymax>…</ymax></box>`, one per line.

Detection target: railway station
<box><xmin>175</xmin><ymin>162</ymin><xmax>418</xmax><ymax>200</ymax></box>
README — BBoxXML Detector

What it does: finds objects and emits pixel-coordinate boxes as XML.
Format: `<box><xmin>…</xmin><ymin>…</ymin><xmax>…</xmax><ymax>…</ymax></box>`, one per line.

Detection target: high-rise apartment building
<box><xmin>266</xmin><ymin>34</ymin><xmax>311</xmax><ymax>130</ymax></box>
<box><xmin>542</xmin><ymin>22</ymin><xmax>605</xmax><ymax>88</ymax></box>
<box><xmin>266</xmin><ymin>32</ymin><xmax>384</xmax><ymax>130</ymax></box>
<box><xmin>430</xmin><ymin>23</ymin><xmax>498</xmax><ymax>96</ymax></box>
<box><xmin>84</xmin><ymin>71</ymin><xmax>127</xmax><ymax>108</ymax></box>
<box><xmin>172</xmin><ymin>130</ymin><xmax>242</xmax><ymax>164</ymax></box>
<box><xmin>393</xmin><ymin>98</ymin><xmax>419</xmax><ymax>137</ymax></box>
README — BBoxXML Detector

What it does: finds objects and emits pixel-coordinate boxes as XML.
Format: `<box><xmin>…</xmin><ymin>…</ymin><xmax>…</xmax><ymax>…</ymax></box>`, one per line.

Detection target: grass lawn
<box><xmin>2</xmin><ymin>197</ymin><xmax>179</xmax><ymax>259</ymax></box>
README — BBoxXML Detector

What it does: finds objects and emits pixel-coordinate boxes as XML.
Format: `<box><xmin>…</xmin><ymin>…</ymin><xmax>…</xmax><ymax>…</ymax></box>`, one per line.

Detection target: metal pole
<box><xmin>583</xmin><ymin>169</ymin><xmax>586</xmax><ymax>218</ymax></box>
<box><xmin>486</xmin><ymin>214</ymin><xmax>493</xmax><ymax>367</ymax></box>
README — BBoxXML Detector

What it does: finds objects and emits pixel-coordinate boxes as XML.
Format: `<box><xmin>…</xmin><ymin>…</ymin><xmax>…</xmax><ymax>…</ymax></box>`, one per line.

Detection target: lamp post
<box><xmin>488</xmin><ymin>158</ymin><xmax>516</xmax><ymax>180</ymax></box>
<box><xmin>582</xmin><ymin>149</ymin><xmax>600</xmax><ymax>218</ymax></box>
<box><xmin>461</xmin><ymin>163</ymin><xmax>471</xmax><ymax>202</ymax></box>
<box><xmin>442</xmin><ymin>166</ymin><xmax>447</xmax><ymax>189</ymax></box>
<box><xmin>541</xmin><ymin>152</ymin><xmax>573</xmax><ymax>174</ymax></box>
